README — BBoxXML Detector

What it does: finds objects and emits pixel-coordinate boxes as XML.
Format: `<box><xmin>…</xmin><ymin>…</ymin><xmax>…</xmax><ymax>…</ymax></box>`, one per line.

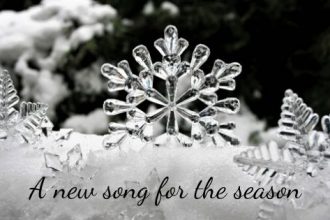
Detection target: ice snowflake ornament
<box><xmin>235</xmin><ymin>89</ymin><xmax>330</xmax><ymax>185</ymax></box>
<box><xmin>0</xmin><ymin>68</ymin><xmax>53</xmax><ymax>143</ymax></box>
<box><xmin>234</xmin><ymin>89</ymin><xmax>330</xmax><ymax>220</ymax></box>
<box><xmin>101</xmin><ymin>25</ymin><xmax>242</xmax><ymax>148</ymax></box>
<box><xmin>278</xmin><ymin>89</ymin><xmax>330</xmax><ymax>176</ymax></box>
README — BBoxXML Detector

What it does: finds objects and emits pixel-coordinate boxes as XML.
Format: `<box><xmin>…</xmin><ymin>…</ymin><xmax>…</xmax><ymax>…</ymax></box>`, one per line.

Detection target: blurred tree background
<box><xmin>1</xmin><ymin>0</ymin><xmax>330</xmax><ymax>129</ymax></box>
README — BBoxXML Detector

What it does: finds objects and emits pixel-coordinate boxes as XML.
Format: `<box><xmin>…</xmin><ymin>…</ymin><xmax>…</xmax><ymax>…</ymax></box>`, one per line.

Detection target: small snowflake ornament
<box><xmin>234</xmin><ymin>89</ymin><xmax>330</xmax><ymax>220</ymax></box>
<box><xmin>235</xmin><ymin>89</ymin><xmax>330</xmax><ymax>184</ymax></box>
<box><xmin>0</xmin><ymin>68</ymin><xmax>53</xmax><ymax>143</ymax></box>
<box><xmin>278</xmin><ymin>89</ymin><xmax>330</xmax><ymax>176</ymax></box>
<box><xmin>101</xmin><ymin>25</ymin><xmax>242</xmax><ymax>148</ymax></box>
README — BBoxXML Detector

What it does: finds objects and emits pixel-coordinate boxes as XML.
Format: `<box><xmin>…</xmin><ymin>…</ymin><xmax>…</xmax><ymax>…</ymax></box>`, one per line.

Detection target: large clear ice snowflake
<box><xmin>101</xmin><ymin>25</ymin><xmax>242</xmax><ymax>148</ymax></box>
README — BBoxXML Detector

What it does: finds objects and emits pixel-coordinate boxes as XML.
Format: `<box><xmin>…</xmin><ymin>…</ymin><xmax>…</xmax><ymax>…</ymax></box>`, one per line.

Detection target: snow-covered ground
<box><xmin>0</xmin><ymin>132</ymin><xmax>259</xmax><ymax>220</ymax></box>
<box><xmin>0</xmin><ymin>131</ymin><xmax>329</xmax><ymax>220</ymax></box>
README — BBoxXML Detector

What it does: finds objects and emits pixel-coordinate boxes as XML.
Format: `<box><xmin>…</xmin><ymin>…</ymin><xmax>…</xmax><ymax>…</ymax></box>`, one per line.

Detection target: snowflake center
<box><xmin>168</xmin><ymin>102</ymin><xmax>176</xmax><ymax>110</ymax></box>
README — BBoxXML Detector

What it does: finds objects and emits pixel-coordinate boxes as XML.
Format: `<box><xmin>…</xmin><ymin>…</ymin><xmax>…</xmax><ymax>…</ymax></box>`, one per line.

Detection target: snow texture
<box><xmin>62</xmin><ymin>109</ymin><xmax>108</xmax><ymax>134</ymax></box>
<box><xmin>1</xmin><ymin>130</ymin><xmax>329</xmax><ymax>220</ymax></box>
<box><xmin>0</xmin><ymin>0</ymin><xmax>117</xmax><ymax>118</ymax></box>
<box><xmin>0</xmin><ymin>131</ymin><xmax>260</xmax><ymax>220</ymax></box>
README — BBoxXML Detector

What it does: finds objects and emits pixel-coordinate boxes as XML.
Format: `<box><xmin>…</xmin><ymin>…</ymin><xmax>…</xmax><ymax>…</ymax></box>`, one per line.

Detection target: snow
<box><xmin>160</xmin><ymin>2</ymin><xmax>180</xmax><ymax>16</ymax></box>
<box><xmin>22</xmin><ymin>70</ymin><xmax>69</xmax><ymax>118</ymax></box>
<box><xmin>142</xmin><ymin>1</ymin><xmax>179</xmax><ymax>16</ymax></box>
<box><xmin>143</xmin><ymin>1</ymin><xmax>155</xmax><ymax>15</ymax></box>
<box><xmin>219</xmin><ymin>100</ymin><xmax>266</xmax><ymax>145</ymax></box>
<box><xmin>0</xmin><ymin>132</ymin><xmax>259</xmax><ymax>220</ymax></box>
<box><xmin>0</xmin><ymin>0</ymin><xmax>117</xmax><ymax>119</ymax></box>
<box><xmin>62</xmin><ymin>109</ymin><xmax>108</xmax><ymax>134</ymax></box>
<box><xmin>1</xmin><ymin>131</ymin><xmax>329</xmax><ymax>219</ymax></box>
<box><xmin>73</xmin><ymin>63</ymin><xmax>105</xmax><ymax>94</ymax></box>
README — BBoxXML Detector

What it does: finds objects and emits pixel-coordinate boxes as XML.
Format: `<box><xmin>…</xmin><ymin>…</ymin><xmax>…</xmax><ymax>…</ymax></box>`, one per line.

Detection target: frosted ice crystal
<box><xmin>42</xmin><ymin>130</ymin><xmax>99</xmax><ymax>189</ymax></box>
<box><xmin>234</xmin><ymin>89</ymin><xmax>330</xmax><ymax>220</ymax></box>
<box><xmin>44</xmin><ymin>144</ymin><xmax>83</xmax><ymax>173</ymax></box>
<box><xmin>0</xmin><ymin>68</ymin><xmax>52</xmax><ymax>143</ymax></box>
<box><xmin>121</xmin><ymin>168</ymin><xmax>165</xmax><ymax>220</ymax></box>
<box><xmin>101</xmin><ymin>25</ymin><xmax>242</xmax><ymax>148</ymax></box>
<box><xmin>44</xmin><ymin>152</ymin><xmax>63</xmax><ymax>172</ymax></box>
<box><xmin>257</xmin><ymin>199</ymin><xmax>286</xmax><ymax>220</ymax></box>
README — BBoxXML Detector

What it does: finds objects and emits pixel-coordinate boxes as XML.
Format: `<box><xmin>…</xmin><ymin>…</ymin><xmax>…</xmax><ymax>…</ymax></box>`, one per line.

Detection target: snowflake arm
<box><xmin>321</xmin><ymin>115</ymin><xmax>330</xmax><ymax>135</ymax></box>
<box><xmin>234</xmin><ymin>141</ymin><xmax>297</xmax><ymax>186</ymax></box>
<box><xmin>16</xmin><ymin>102</ymin><xmax>48</xmax><ymax>143</ymax></box>
<box><xmin>278</xmin><ymin>89</ymin><xmax>319</xmax><ymax>142</ymax></box>
<box><xmin>0</xmin><ymin>69</ymin><xmax>19</xmax><ymax>126</ymax></box>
